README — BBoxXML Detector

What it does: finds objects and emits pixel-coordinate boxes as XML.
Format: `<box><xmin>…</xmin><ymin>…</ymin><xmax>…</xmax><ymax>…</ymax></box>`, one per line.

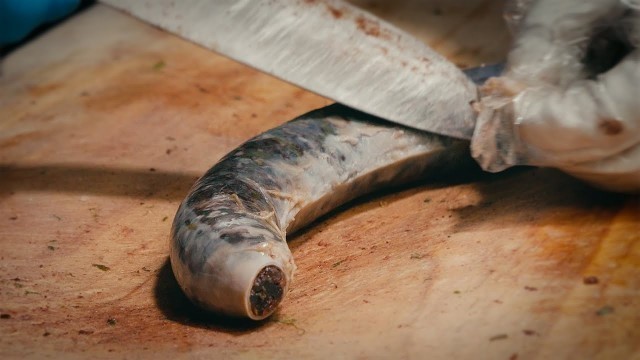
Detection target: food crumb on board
<box><xmin>272</xmin><ymin>316</ymin><xmax>305</xmax><ymax>335</ymax></box>
<box><xmin>107</xmin><ymin>317</ymin><xmax>117</xmax><ymax>326</ymax></box>
<box><xmin>583</xmin><ymin>276</ymin><xmax>599</xmax><ymax>285</ymax></box>
<box><xmin>92</xmin><ymin>264</ymin><xmax>111</xmax><ymax>271</ymax></box>
<box><xmin>596</xmin><ymin>305</ymin><xmax>614</xmax><ymax>316</ymax></box>
<box><xmin>489</xmin><ymin>334</ymin><xmax>508</xmax><ymax>341</ymax></box>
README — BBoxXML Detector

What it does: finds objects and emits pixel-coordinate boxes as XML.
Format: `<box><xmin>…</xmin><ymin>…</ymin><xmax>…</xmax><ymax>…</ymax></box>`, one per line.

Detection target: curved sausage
<box><xmin>170</xmin><ymin>104</ymin><xmax>473</xmax><ymax>319</ymax></box>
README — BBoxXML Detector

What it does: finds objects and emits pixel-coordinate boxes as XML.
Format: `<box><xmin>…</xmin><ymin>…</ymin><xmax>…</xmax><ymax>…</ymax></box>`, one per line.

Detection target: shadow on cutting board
<box><xmin>149</xmin><ymin>164</ymin><xmax>634</xmax><ymax>331</ymax></box>
<box><xmin>149</xmin><ymin>158</ymin><xmax>492</xmax><ymax>331</ymax></box>
<box><xmin>153</xmin><ymin>258</ymin><xmax>276</xmax><ymax>333</ymax></box>
<box><xmin>448</xmin><ymin>167</ymin><xmax>631</xmax><ymax>234</ymax></box>
<box><xmin>0</xmin><ymin>164</ymin><xmax>200</xmax><ymax>201</ymax></box>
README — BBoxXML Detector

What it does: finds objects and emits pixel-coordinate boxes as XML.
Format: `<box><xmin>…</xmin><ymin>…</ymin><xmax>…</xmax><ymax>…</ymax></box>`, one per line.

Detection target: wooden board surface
<box><xmin>1</xmin><ymin>2</ymin><xmax>639</xmax><ymax>359</ymax></box>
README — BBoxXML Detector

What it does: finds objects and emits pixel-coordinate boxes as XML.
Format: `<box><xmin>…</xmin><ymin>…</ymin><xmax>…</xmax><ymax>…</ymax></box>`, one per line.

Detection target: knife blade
<box><xmin>102</xmin><ymin>0</ymin><xmax>480</xmax><ymax>139</ymax></box>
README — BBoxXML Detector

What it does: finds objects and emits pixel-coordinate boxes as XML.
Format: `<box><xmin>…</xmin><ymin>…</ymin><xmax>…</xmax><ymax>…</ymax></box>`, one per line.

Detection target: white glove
<box><xmin>471</xmin><ymin>0</ymin><xmax>640</xmax><ymax>193</ymax></box>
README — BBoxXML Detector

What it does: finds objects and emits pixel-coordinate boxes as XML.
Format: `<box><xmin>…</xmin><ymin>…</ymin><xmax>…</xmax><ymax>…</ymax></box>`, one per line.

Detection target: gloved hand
<box><xmin>0</xmin><ymin>0</ymin><xmax>80</xmax><ymax>46</ymax></box>
<box><xmin>471</xmin><ymin>0</ymin><xmax>640</xmax><ymax>193</ymax></box>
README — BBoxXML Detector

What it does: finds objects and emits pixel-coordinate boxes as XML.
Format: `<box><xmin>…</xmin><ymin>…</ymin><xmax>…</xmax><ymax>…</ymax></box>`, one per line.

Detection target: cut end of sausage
<box><xmin>249</xmin><ymin>265</ymin><xmax>286</xmax><ymax>320</ymax></box>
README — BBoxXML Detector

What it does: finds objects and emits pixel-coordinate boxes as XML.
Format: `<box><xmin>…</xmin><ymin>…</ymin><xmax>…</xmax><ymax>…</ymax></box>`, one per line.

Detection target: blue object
<box><xmin>0</xmin><ymin>0</ymin><xmax>80</xmax><ymax>46</ymax></box>
<box><xmin>464</xmin><ymin>63</ymin><xmax>505</xmax><ymax>85</ymax></box>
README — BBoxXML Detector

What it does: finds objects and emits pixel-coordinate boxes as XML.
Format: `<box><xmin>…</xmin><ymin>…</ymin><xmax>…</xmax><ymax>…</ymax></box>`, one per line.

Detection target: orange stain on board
<box><xmin>531</xmin><ymin>198</ymin><xmax>639</xmax><ymax>285</ymax></box>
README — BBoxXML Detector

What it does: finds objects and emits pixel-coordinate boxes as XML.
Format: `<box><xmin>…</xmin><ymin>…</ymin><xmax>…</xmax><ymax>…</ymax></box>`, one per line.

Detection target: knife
<box><xmin>101</xmin><ymin>0</ymin><xmax>491</xmax><ymax>140</ymax></box>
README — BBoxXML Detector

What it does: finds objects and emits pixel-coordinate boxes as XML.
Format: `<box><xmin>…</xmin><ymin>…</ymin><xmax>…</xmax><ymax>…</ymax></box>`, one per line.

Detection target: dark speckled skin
<box><xmin>169</xmin><ymin>104</ymin><xmax>474</xmax><ymax>319</ymax></box>
<box><xmin>166</xmin><ymin>65</ymin><xmax>503</xmax><ymax>319</ymax></box>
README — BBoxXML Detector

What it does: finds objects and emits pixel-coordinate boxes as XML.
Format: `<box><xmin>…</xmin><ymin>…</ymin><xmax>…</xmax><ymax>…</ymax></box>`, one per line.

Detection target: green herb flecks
<box><xmin>152</xmin><ymin>60</ymin><xmax>166</xmax><ymax>70</ymax></box>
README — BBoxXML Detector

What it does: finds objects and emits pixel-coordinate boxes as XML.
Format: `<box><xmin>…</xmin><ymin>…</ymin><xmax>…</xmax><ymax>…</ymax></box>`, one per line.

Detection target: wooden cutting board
<box><xmin>1</xmin><ymin>2</ymin><xmax>638</xmax><ymax>359</ymax></box>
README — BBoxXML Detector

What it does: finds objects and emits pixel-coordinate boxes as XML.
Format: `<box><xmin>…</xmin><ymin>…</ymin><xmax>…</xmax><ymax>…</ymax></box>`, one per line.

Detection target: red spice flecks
<box><xmin>598</xmin><ymin>119</ymin><xmax>624</xmax><ymax>135</ymax></box>
<box><xmin>356</xmin><ymin>16</ymin><xmax>379</xmax><ymax>37</ymax></box>
<box><xmin>326</xmin><ymin>4</ymin><xmax>343</xmax><ymax>18</ymax></box>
